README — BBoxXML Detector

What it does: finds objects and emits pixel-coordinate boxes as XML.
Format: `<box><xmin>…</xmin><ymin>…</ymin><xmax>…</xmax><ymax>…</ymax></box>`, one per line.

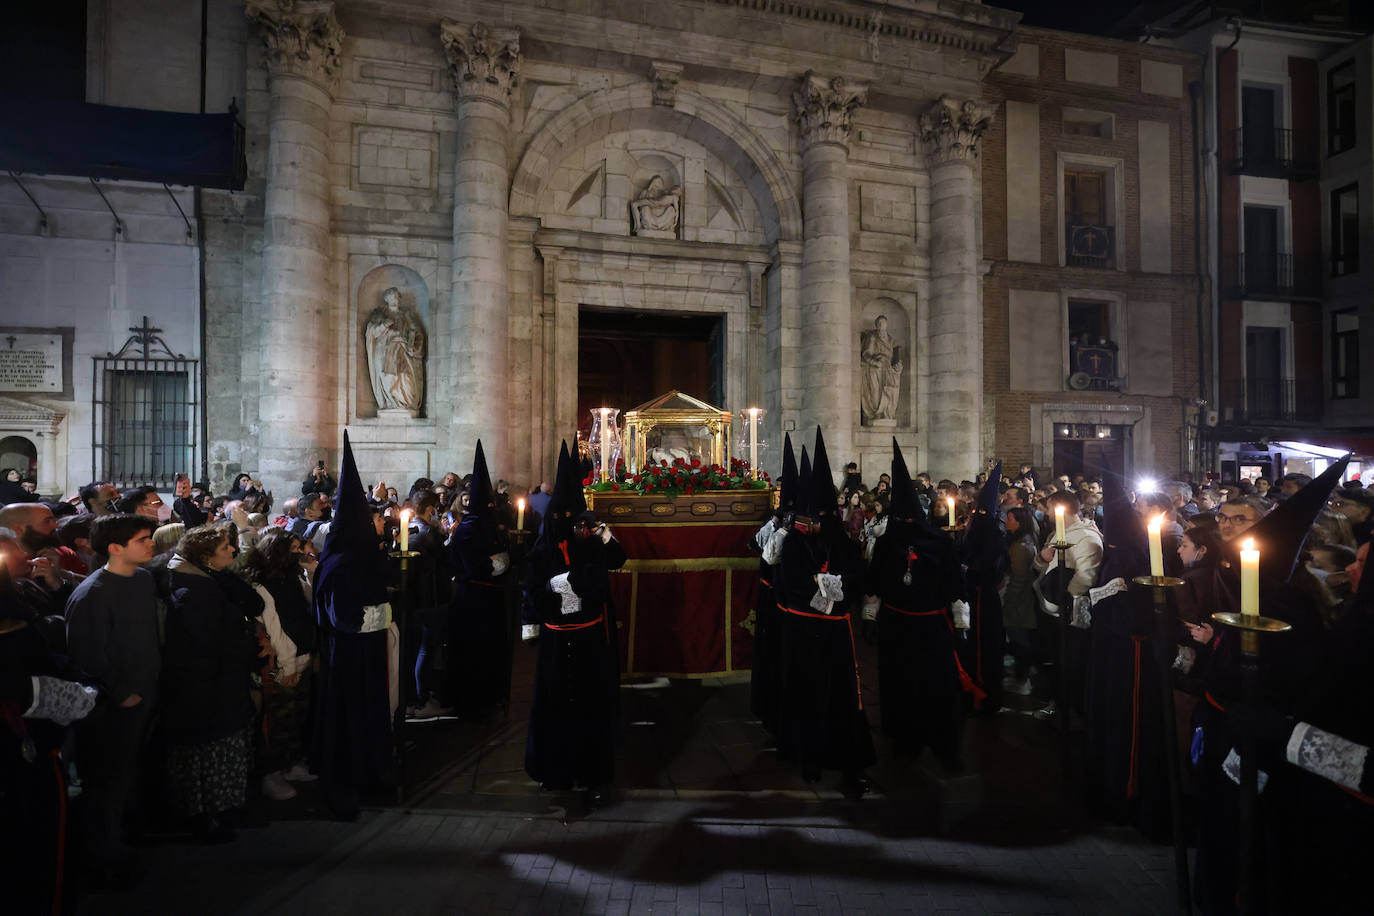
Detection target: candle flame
<box><xmin>517</xmin><ymin>497</ymin><xmax>525</xmax><ymax>510</ymax></box>
<box><xmin>1148</xmin><ymin>513</ymin><xmax>1162</xmax><ymax>532</ymax></box>
<box><xmin>1054</xmin><ymin>504</ymin><xmax>1064</xmax><ymax>516</ymax></box>
<box><xmin>1242</xmin><ymin>537</ymin><xmax>1255</xmax><ymax>552</ymax></box>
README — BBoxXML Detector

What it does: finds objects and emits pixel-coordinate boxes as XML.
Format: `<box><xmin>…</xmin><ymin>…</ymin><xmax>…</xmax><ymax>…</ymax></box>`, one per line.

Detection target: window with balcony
<box><xmin>1064</xmin><ymin>168</ymin><xmax>1115</xmax><ymax>268</ymax></box>
<box><xmin>1226</xmin><ymin>204</ymin><xmax>1320</xmax><ymax>299</ymax></box>
<box><xmin>1332</xmin><ymin>184</ymin><xmax>1359</xmax><ymax>276</ymax></box>
<box><xmin>1328</xmin><ymin>60</ymin><xmax>1356</xmax><ymax>156</ymax></box>
<box><xmin>1243</xmin><ymin>325</ymin><xmax>1293</xmax><ymax>421</ymax></box>
<box><xmin>1333</xmin><ymin>310</ymin><xmax>1359</xmax><ymax>400</ymax></box>
<box><xmin>1066</xmin><ymin>299</ymin><xmax>1119</xmax><ymax>390</ymax></box>
<box><xmin>1229</xmin><ymin>82</ymin><xmax>1316</xmax><ymax>179</ymax></box>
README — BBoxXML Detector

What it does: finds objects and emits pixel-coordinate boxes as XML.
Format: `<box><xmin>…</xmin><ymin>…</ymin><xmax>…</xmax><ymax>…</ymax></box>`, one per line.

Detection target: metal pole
<box><xmin>1053</xmin><ymin>542</ymin><xmax>1072</xmax><ymax>775</ymax></box>
<box><xmin>1149</xmin><ymin>581</ymin><xmax>1192</xmax><ymax>915</ymax></box>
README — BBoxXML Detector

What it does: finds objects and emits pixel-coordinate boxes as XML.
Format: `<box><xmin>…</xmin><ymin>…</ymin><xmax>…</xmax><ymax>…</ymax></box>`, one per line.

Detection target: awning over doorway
<box><xmin>0</xmin><ymin>98</ymin><xmax>246</xmax><ymax>190</ymax></box>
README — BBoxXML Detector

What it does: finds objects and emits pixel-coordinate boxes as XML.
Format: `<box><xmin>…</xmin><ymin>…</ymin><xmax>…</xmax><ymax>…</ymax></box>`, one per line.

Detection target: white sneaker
<box><xmin>262</xmin><ymin>771</ymin><xmax>297</xmax><ymax>801</ymax></box>
<box><xmin>283</xmin><ymin>762</ymin><xmax>318</xmax><ymax>783</ymax></box>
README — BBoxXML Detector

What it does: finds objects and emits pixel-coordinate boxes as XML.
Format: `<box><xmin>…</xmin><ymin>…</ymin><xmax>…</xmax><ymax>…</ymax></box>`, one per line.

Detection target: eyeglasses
<box><xmin>1328</xmin><ymin>498</ymin><xmax>1346</xmax><ymax>508</ymax></box>
<box><xmin>1216</xmin><ymin>513</ymin><xmax>1255</xmax><ymax>525</ymax></box>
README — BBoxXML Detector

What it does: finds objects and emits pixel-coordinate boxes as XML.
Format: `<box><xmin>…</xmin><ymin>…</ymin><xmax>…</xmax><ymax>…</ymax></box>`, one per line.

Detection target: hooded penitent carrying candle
<box><xmin>521</xmin><ymin>441</ymin><xmax>626</xmax><ymax>805</ymax></box>
<box><xmin>772</xmin><ymin>427</ymin><xmax>875</xmax><ymax>793</ymax></box>
<box><xmin>310</xmin><ymin>430</ymin><xmax>395</xmax><ymax>820</ymax></box>
<box><xmin>870</xmin><ymin>437</ymin><xmax>974</xmax><ymax>773</ymax></box>
<box><xmin>749</xmin><ymin>431</ymin><xmax>797</xmax><ymax>736</ymax></box>
<box><xmin>446</xmin><ymin>440</ymin><xmax>512</xmax><ymax>718</ymax></box>
<box><xmin>960</xmin><ymin>462</ymin><xmax>1007</xmax><ymax>714</ymax></box>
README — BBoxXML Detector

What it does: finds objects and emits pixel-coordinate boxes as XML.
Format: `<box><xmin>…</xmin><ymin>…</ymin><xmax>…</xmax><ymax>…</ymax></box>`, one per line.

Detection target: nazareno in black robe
<box><xmin>871</xmin><ymin>518</ymin><xmax>967</xmax><ymax>767</ymax></box>
<box><xmin>447</xmin><ymin>514</ymin><xmax>511</xmax><ymax>716</ymax></box>
<box><xmin>772</xmin><ymin>520</ymin><xmax>875</xmax><ymax>778</ymax></box>
<box><xmin>522</xmin><ymin>526</ymin><xmax>626</xmax><ymax>790</ymax></box>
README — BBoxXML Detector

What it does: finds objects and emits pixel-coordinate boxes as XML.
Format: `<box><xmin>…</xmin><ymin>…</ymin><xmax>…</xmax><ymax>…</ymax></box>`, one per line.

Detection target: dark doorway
<box><xmin>1243</xmin><ymin>205</ymin><xmax>1280</xmax><ymax>292</ymax></box>
<box><xmin>1241</xmin><ymin>85</ymin><xmax>1278</xmax><ymax>164</ymax></box>
<box><xmin>1052</xmin><ymin>424</ymin><xmax>1127</xmax><ymax>481</ymax></box>
<box><xmin>577</xmin><ymin>309</ymin><xmax>724</xmax><ymax>435</ymax></box>
<box><xmin>1245</xmin><ymin>326</ymin><xmax>1285</xmax><ymax>419</ymax></box>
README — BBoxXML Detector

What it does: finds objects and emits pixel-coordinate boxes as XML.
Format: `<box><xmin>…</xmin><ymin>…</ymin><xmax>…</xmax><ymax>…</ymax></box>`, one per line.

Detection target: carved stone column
<box><xmin>440</xmin><ymin>21</ymin><xmax>520</xmax><ymax>474</ymax></box>
<box><xmin>792</xmin><ymin>72</ymin><xmax>866</xmax><ymax>468</ymax></box>
<box><xmin>244</xmin><ymin>1</ymin><xmax>342</xmax><ymax>492</ymax></box>
<box><xmin>919</xmin><ymin>96</ymin><xmax>993</xmax><ymax>481</ymax></box>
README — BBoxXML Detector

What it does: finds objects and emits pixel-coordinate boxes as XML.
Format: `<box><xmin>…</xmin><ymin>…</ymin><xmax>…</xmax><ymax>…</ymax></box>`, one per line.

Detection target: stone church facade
<box><xmin>207</xmin><ymin>0</ymin><xmax>1022</xmax><ymax>493</ymax></box>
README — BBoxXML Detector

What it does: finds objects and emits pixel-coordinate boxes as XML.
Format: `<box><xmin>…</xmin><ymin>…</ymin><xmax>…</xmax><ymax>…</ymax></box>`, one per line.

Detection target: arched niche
<box><xmin>857</xmin><ymin>297</ymin><xmax>913</xmax><ymax>428</ymax></box>
<box><xmin>0</xmin><ymin>435</ymin><xmax>37</xmax><ymax>480</ymax></box>
<box><xmin>355</xmin><ymin>265</ymin><xmax>431</xmax><ymax>419</ymax></box>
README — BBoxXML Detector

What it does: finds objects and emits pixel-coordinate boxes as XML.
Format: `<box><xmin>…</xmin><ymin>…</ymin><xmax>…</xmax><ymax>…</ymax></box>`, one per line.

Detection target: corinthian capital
<box><xmin>440</xmin><ymin>20</ymin><xmax>521</xmax><ymax>106</ymax></box>
<box><xmin>792</xmin><ymin>72</ymin><xmax>868</xmax><ymax>153</ymax></box>
<box><xmin>244</xmin><ymin>0</ymin><xmax>344</xmax><ymax>83</ymax></box>
<box><xmin>918</xmin><ymin>96</ymin><xmax>995</xmax><ymax>165</ymax></box>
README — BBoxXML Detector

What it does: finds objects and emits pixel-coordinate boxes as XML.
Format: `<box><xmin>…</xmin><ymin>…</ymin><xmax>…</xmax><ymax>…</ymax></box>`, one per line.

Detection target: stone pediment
<box><xmin>0</xmin><ymin>396</ymin><xmax>65</xmax><ymax>432</ymax></box>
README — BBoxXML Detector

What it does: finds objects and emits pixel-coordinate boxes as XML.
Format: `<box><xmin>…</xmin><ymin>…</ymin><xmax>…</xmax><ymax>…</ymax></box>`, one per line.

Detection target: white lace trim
<box><xmin>1088</xmin><ymin>577</ymin><xmax>1128</xmax><ymax>606</ymax></box>
<box><xmin>1287</xmin><ymin>722</ymin><xmax>1369</xmax><ymax>793</ymax></box>
<box><xmin>753</xmin><ymin>517</ymin><xmax>777</xmax><ymax>551</ymax></box>
<box><xmin>521</xmin><ymin>624</ymin><xmax>540</xmax><ymax>641</ymax></box>
<box><xmin>951</xmin><ymin>599</ymin><xmax>971</xmax><ymax>629</ymax></box>
<box><xmin>490</xmin><ymin>552</ymin><xmax>511</xmax><ymax>577</ymax></box>
<box><xmin>762</xmin><ymin>527</ymin><xmax>788</xmax><ymax>566</ymax></box>
<box><xmin>549</xmin><ymin>572</ymin><xmax>581</xmax><ymax>616</ymax></box>
<box><xmin>360</xmin><ymin>602</ymin><xmax>392</xmax><ymax>634</ymax></box>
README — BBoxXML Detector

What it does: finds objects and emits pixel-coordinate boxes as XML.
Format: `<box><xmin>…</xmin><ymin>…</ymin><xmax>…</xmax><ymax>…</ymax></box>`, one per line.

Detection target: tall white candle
<box><xmin>946</xmin><ymin>496</ymin><xmax>956</xmax><ymax>527</ymax></box>
<box><xmin>748</xmin><ymin>408</ymin><xmax>759</xmax><ymax>479</ymax></box>
<box><xmin>1054</xmin><ymin>504</ymin><xmax>1066</xmax><ymax>544</ymax></box>
<box><xmin>1240</xmin><ymin>538</ymin><xmax>1259</xmax><ymax>616</ymax></box>
<box><xmin>516</xmin><ymin>497</ymin><xmax>525</xmax><ymax>532</ymax></box>
<box><xmin>1147</xmin><ymin>514</ymin><xmax>1164</xmax><ymax>578</ymax></box>
<box><xmin>399</xmin><ymin>508</ymin><xmax>411</xmax><ymax>554</ymax></box>
<box><xmin>599</xmin><ymin>407</ymin><xmax>611</xmax><ymax>483</ymax></box>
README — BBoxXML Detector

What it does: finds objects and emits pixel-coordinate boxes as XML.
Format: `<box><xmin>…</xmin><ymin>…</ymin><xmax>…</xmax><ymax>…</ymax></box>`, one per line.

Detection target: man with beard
<box><xmin>446</xmin><ymin>441</ymin><xmax>513</xmax><ymax>720</ymax></box>
<box><xmin>522</xmin><ymin>442</ymin><xmax>626</xmax><ymax>806</ymax></box>
<box><xmin>773</xmin><ymin>428</ymin><xmax>874</xmax><ymax>794</ymax></box>
<box><xmin>310</xmin><ymin>431</ymin><xmax>396</xmax><ymax>820</ymax></box>
<box><xmin>870</xmin><ymin>439</ymin><xmax>973</xmax><ymax>772</ymax></box>
<box><xmin>0</xmin><ymin>503</ymin><xmax>79</xmax><ymax>631</ymax></box>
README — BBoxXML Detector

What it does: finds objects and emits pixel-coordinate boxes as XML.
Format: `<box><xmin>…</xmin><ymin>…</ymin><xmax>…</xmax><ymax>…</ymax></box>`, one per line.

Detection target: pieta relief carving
<box><xmin>630</xmin><ymin>175</ymin><xmax>682</xmax><ymax>238</ymax></box>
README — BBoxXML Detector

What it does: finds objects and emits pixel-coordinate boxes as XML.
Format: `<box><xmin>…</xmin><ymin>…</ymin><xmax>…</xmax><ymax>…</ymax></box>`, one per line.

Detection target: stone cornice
<box><xmin>244</xmin><ymin>0</ymin><xmax>345</xmax><ymax>83</ymax></box>
<box><xmin>793</xmin><ymin>72</ymin><xmax>868</xmax><ymax>154</ymax></box>
<box><xmin>439</xmin><ymin>20</ymin><xmax>521</xmax><ymax>107</ymax></box>
<box><xmin>918</xmin><ymin>95</ymin><xmax>994</xmax><ymax>165</ymax></box>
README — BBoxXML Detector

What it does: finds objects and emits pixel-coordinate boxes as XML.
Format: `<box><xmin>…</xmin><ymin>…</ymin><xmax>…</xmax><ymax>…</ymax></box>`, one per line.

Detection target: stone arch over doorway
<box><xmin>509</xmin><ymin>85</ymin><xmax>802</xmax><ymax>243</ymax></box>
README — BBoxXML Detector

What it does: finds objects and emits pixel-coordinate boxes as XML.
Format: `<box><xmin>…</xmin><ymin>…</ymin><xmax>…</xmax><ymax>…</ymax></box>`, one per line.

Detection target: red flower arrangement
<box><xmin>584</xmin><ymin>457</ymin><xmax>772</xmax><ymax>497</ymax></box>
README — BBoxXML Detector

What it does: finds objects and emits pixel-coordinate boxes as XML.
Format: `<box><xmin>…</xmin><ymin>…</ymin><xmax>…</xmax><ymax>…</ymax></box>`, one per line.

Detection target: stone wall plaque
<box><xmin>0</xmin><ymin>328</ymin><xmax>74</xmax><ymax>399</ymax></box>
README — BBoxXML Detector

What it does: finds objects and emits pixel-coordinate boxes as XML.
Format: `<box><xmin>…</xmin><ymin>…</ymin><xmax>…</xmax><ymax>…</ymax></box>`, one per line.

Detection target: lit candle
<box><xmin>1240</xmin><ymin>537</ymin><xmax>1259</xmax><ymax>616</ymax></box>
<box><xmin>600</xmin><ymin>407</ymin><xmax>611</xmax><ymax>483</ymax></box>
<box><xmin>516</xmin><ymin>497</ymin><xmax>525</xmax><ymax>532</ymax></box>
<box><xmin>1147</xmin><ymin>514</ymin><xmax>1164</xmax><ymax>578</ymax></box>
<box><xmin>946</xmin><ymin>496</ymin><xmax>956</xmax><ymax>527</ymax></box>
<box><xmin>399</xmin><ymin>508</ymin><xmax>411</xmax><ymax>554</ymax></box>
<box><xmin>748</xmin><ymin>407</ymin><xmax>759</xmax><ymax>479</ymax></box>
<box><xmin>1054</xmin><ymin>504</ymin><xmax>1066</xmax><ymax>544</ymax></box>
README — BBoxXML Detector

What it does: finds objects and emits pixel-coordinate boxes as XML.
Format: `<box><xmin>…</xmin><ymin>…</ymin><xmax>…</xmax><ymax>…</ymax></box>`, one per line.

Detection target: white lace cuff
<box><xmin>521</xmin><ymin>624</ymin><xmax>540</xmax><ymax>641</ymax></box>
<box><xmin>753</xmin><ymin>518</ymin><xmax>777</xmax><ymax>551</ymax></box>
<box><xmin>490</xmin><ymin>552</ymin><xmax>511</xmax><ymax>577</ymax></box>
<box><xmin>360</xmin><ymin>602</ymin><xmax>393</xmax><ymax>634</ymax></box>
<box><xmin>762</xmin><ymin>527</ymin><xmax>788</xmax><ymax>566</ymax></box>
<box><xmin>1287</xmin><ymin>722</ymin><xmax>1368</xmax><ymax>793</ymax></box>
<box><xmin>1089</xmin><ymin>577</ymin><xmax>1128</xmax><ymax>606</ymax></box>
<box><xmin>861</xmin><ymin>594</ymin><xmax>880</xmax><ymax>621</ymax></box>
<box><xmin>952</xmin><ymin>599</ymin><xmax>971</xmax><ymax>629</ymax></box>
<box><xmin>549</xmin><ymin>572</ymin><xmax>581</xmax><ymax>616</ymax></box>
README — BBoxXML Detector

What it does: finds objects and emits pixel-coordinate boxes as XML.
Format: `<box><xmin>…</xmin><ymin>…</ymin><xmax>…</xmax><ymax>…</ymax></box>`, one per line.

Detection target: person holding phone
<box><xmin>302</xmin><ymin>460</ymin><xmax>336</xmax><ymax>499</ymax></box>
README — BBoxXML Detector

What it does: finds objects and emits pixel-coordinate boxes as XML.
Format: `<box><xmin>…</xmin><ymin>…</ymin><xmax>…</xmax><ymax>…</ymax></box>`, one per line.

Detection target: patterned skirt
<box><xmin>167</xmin><ymin>728</ymin><xmax>250</xmax><ymax>817</ymax></box>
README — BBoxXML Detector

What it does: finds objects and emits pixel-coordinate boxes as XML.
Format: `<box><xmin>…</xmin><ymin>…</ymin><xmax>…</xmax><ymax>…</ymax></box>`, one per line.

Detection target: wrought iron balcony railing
<box><xmin>1223</xmin><ymin>252</ymin><xmax>1322</xmax><ymax>300</ymax></box>
<box><xmin>1226</xmin><ymin>127</ymin><xmax>1318</xmax><ymax>180</ymax></box>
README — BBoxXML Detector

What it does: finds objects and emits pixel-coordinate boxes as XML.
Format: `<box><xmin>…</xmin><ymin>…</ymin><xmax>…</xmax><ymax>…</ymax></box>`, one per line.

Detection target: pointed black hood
<box><xmin>778</xmin><ymin>432</ymin><xmax>799</xmax><ymax>511</ymax></box>
<box><xmin>806</xmin><ymin>426</ymin><xmax>838</xmax><ymax>517</ymax></box>
<box><xmin>1230</xmin><ymin>455</ymin><xmax>1351</xmax><ymax>584</ymax></box>
<box><xmin>321</xmin><ymin>429</ymin><xmax>376</xmax><ymax>558</ymax></box>
<box><xmin>466</xmin><ymin>439</ymin><xmax>496</xmax><ymax>518</ymax></box>
<box><xmin>1096</xmin><ymin>454</ymin><xmax>1149</xmax><ymax>584</ymax></box>
<box><xmin>889</xmin><ymin>437</ymin><xmax>920</xmax><ymax>520</ymax></box>
<box><xmin>549</xmin><ymin>439</ymin><xmax>587</xmax><ymax>521</ymax></box>
<box><xmin>964</xmin><ymin>461</ymin><xmax>1005</xmax><ymax>571</ymax></box>
<box><xmin>979</xmin><ymin>461</ymin><xmax>1001</xmax><ymax>517</ymax></box>
<box><xmin>798</xmin><ymin>445</ymin><xmax>812</xmax><ymax>508</ymax></box>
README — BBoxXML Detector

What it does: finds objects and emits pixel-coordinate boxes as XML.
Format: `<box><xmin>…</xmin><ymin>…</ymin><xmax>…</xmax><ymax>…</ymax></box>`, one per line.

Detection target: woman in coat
<box><xmin>162</xmin><ymin>524</ymin><xmax>262</xmax><ymax>843</ymax></box>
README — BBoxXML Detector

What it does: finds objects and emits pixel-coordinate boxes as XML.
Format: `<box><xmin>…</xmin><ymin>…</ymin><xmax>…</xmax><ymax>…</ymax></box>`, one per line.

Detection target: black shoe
<box><xmin>189</xmin><ymin>814</ymin><xmax>236</xmax><ymax>845</ymax></box>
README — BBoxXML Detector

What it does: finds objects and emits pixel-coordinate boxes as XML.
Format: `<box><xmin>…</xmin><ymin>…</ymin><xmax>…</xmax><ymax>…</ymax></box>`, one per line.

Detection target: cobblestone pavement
<box><xmin>80</xmin><ymin>643</ymin><xmax>1181</xmax><ymax>915</ymax></box>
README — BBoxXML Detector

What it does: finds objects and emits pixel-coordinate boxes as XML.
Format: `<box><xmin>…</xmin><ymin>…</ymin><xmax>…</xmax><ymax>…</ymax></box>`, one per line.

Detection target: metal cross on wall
<box><xmin>108</xmin><ymin>315</ymin><xmax>185</xmax><ymax>360</ymax></box>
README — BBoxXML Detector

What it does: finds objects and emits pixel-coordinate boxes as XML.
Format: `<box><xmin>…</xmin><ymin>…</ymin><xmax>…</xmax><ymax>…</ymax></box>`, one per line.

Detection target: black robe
<box><xmin>773</xmin><ymin>523</ymin><xmax>875</xmax><ymax>776</ymax></box>
<box><xmin>310</xmin><ymin>537</ymin><xmax>394</xmax><ymax>794</ymax></box>
<box><xmin>960</xmin><ymin>519</ymin><xmax>1008</xmax><ymax>713</ymax></box>
<box><xmin>447</xmin><ymin>516</ymin><xmax>511</xmax><ymax>716</ymax></box>
<box><xmin>522</xmin><ymin>530</ymin><xmax>626</xmax><ymax>790</ymax></box>
<box><xmin>871</xmin><ymin>522</ymin><xmax>966</xmax><ymax>765</ymax></box>
<box><xmin>749</xmin><ymin>519</ymin><xmax>781</xmax><ymax>734</ymax></box>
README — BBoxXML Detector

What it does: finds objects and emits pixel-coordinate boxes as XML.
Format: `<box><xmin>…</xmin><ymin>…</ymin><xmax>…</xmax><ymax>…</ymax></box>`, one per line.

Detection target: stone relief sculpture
<box><xmin>860</xmin><ymin>315</ymin><xmax>902</xmax><ymax>424</ymax></box>
<box><xmin>365</xmin><ymin>287</ymin><xmax>426</xmax><ymax>416</ymax></box>
<box><xmin>630</xmin><ymin>175</ymin><xmax>682</xmax><ymax>238</ymax></box>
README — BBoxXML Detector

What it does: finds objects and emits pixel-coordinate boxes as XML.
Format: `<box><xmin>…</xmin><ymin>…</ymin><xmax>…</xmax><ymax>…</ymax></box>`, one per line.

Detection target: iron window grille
<box><xmin>93</xmin><ymin>316</ymin><xmax>199</xmax><ymax>489</ymax></box>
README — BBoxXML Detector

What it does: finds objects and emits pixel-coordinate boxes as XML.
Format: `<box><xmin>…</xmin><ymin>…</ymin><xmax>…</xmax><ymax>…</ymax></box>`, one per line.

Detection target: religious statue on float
<box><xmin>860</xmin><ymin>314</ymin><xmax>902</xmax><ymax>424</ymax></box>
<box><xmin>365</xmin><ymin>286</ymin><xmax>426</xmax><ymax>417</ymax></box>
<box><xmin>629</xmin><ymin>175</ymin><xmax>682</xmax><ymax>239</ymax></box>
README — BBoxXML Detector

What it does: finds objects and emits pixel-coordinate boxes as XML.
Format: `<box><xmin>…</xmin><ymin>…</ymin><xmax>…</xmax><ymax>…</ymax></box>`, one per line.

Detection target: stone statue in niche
<box><xmin>630</xmin><ymin>175</ymin><xmax>682</xmax><ymax>238</ymax></box>
<box><xmin>365</xmin><ymin>286</ymin><xmax>426</xmax><ymax>417</ymax></box>
<box><xmin>860</xmin><ymin>314</ymin><xmax>903</xmax><ymax>425</ymax></box>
